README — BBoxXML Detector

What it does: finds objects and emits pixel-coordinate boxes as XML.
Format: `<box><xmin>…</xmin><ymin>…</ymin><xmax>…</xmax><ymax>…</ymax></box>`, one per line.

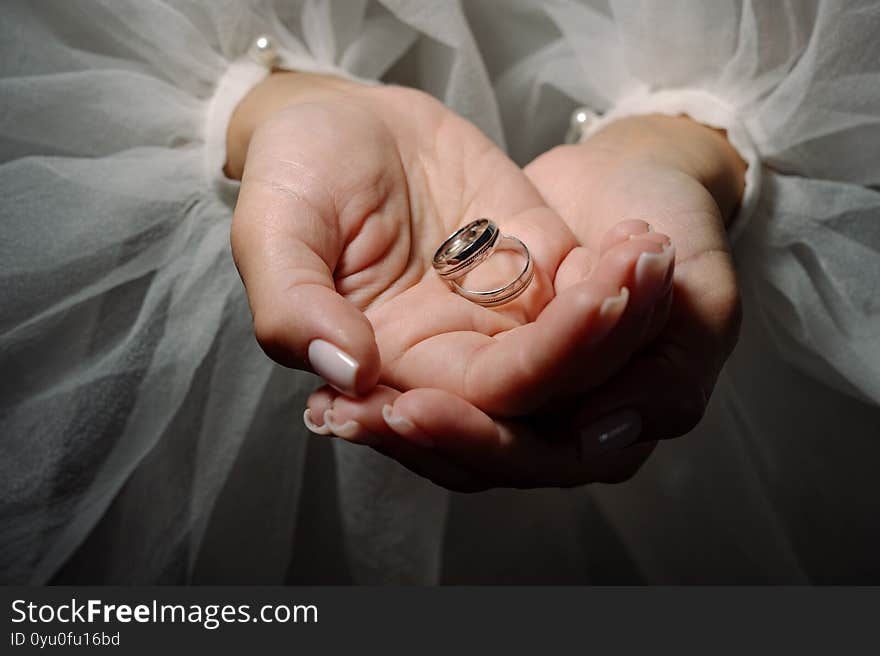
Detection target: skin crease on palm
<box><xmin>228</xmin><ymin>72</ymin><xmax>745</xmax><ymax>491</ymax></box>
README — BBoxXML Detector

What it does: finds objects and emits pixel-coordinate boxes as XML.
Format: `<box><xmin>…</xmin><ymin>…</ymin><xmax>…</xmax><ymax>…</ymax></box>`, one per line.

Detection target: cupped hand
<box><xmin>229</xmin><ymin>73</ymin><xmax>672</xmax><ymax>417</ymax></box>
<box><xmin>302</xmin><ymin>114</ymin><xmax>744</xmax><ymax>491</ymax></box>
<box><xmin>527</xmin><ymin>115</ymin><xmax>745</xmax><ymax>441</ymax></box>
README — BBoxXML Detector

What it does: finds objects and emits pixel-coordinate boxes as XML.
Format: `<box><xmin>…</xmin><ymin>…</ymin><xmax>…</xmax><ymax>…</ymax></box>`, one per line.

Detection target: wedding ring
<box><xmin>432</xmin><ymin>218</ymin><xmax>534</xmax><ymax>307</ymax></box>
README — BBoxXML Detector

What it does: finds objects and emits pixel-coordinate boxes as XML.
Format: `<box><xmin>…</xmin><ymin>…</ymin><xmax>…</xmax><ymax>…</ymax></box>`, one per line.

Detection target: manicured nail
<box><xmin>580</xmin><ymin>409</ymin><xmax>642</xmax><ymax>455</ymax></box>
<box><xmin>662</xmin><ymin>243</ymin><xmax>676</xmax><ymax>288</ymax></box>
<box><xmin>308</xmin><ymin>339</ymin><xmax>359</xmax><ymax>395</ymax></box>
<box><xmin>382</xmin><ymin>404</ymin><xmax>434</xmax><ymax>448</ymax></box>
<box><xmin>634</xmin><ymin>244</ymin><xmax>675</xmax><ymax>297</ymax></box>
<box><xmin>599</xmin><ymin>286</ymin><xmax>629</xmax><ymax>319</ymax></box>
<box><xmin>323</xmin><ymin>409</ymin><xmax>378</xmax><ymax>446</ymax></box>
<box><xmin>303</xmin><ymin>408</ymin><xmax>332</xmax><ymax>435</ymax></box>
<box><xmin>322</xmin><ymin>409</ymin><xmax>360</xmax><ymax>439</ymax></box>
<box><xmin>627</xmin><ymin>223</ymin><xmax>653</xmax><ymax>238</ymax></box>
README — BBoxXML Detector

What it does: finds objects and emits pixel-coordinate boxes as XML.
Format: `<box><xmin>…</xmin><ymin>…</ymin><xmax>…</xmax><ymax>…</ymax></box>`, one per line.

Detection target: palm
<box><xmin>525</xmin><ymin>136</ymin><xmax>741</xmax><ymax>435</ymax></box>
<box><xmin>242</xmin><ymin>84</ymin><xmax>624</xmax><ymax>415</ymax></box>
<box><xmin>292</xmin><ymin>112</ymin><xmax>738</xmax><ymax>490</ymax></box>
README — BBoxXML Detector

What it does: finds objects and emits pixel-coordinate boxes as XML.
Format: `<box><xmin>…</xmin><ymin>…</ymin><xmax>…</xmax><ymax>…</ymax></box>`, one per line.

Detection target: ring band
<box><xmin>432</xmin><ymin>218</ymin><xmax>534</xmax><ymax>307</ymax></box>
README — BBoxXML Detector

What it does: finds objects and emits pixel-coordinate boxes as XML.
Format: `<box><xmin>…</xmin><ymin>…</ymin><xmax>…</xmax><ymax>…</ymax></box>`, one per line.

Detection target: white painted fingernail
<box><xmin>662</xmin><ymin>243</ymin><xmax>676</xmax><ymax>288</ymax></box>
<box><xmin>308</xmin><ymin>339</ymin><xmax>359</xmax><ymax>396</ymax></box>
<box><xmin>324</xmin><ymin>410</ymin><xmax>378</xmax><ymax>446</ymax></box>
<box><xmin>303</xmin><ymin>408</ymin><xmax>332</xmax><ymax>435</ymax></box>
<box><xmin>323</xmin><ymin>410</ymin><xmax>379</xmax><ymax>446</ymax></box>
<box><xmin>382</xmin><ymin>404</ymin><xmax>433</xmax><ymax>448</ymax></box>
<box><xmin>627</xmin><ymin>223</ymin><xmax>653</xmax><ymax>239</ymax></box>
<box><xmin>324</xmin><ymin>409</ymin><xmax>365</xmax><ymax>441</ymax></box>
<box><xmin>599</xmin><ymin>286</ymin><xmax>629</xmax><ymax>319</ymax></box>
<box><xmin>580</xmin><ymin>410</ymin><xmax>642</xmax><ymax>455</ymax></box>
<box><xmin>635</xmin><ymin>245</ymin><xmax>675</xmax><ymax>294</ymax></box>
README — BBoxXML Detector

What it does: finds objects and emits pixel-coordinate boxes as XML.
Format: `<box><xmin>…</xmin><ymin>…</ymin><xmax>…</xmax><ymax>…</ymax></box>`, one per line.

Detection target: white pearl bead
<box><xmin>250</xmin><ymin>34</ymin><xmax>278</xmax><ymax>66</ymax></box>
<box><xmin>564</xmin><ymin>106</ymin><xmax>599</xmax><ymax>144</ymax></box>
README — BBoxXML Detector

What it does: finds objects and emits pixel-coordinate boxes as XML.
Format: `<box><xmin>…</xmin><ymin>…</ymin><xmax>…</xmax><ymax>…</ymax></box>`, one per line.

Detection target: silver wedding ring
<box><xmin>432</xmin><ymin>219</ymin><xmax>534</xmax><ymax>307</ymax></box>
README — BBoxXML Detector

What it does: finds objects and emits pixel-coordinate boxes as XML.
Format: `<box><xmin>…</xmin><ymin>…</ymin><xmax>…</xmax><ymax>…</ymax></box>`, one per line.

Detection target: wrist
<box><xmin>587</xmin><ymin>115</ymin><xmax>746</xmax><ymax>224</ymax></box>
<box><xmin>224</xmin><ymin>71</ymin><xmax>363</xmax><ymax>180</ymax></box>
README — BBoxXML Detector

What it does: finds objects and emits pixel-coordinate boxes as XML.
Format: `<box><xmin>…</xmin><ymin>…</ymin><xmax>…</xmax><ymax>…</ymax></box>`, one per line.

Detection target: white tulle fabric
<box><xmin>1</xmin><ymin>0</ymin><xmax>878</xmax><ymax>584</ymax></box>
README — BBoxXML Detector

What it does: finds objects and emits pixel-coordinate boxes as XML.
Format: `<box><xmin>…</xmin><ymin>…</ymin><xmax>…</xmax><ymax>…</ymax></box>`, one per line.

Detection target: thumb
<box><xmin>230</xmin><ymin>153</ymin><xmax>380</xmax><ymax>397</ymax></box>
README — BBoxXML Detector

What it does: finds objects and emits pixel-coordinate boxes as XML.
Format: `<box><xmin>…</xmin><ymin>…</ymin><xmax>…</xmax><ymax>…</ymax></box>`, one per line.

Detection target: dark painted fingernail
<box><xmin>580</xmin><ymin>409</ymin><xmax>642</xmax><ymax>455</ymax></box>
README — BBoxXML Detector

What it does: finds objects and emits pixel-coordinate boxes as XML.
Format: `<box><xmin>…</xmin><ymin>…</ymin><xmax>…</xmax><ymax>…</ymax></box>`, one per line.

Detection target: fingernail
<box><xmin>662</xmin><ymin>243</ymin><xmax>676</xmax><ymax>288</ymax></box>
<box><xmin>382</xmin><ymin>404</ymin><xmax>434</xmax><ymax>448</ymax></box>
<box><xmin>323</xmin><ymin>409</ymin><xmax>378</xmax><ymax>446</ymax></box>
<box><xmin>303</xmin><ymin>408</ymin><xmax>332</xmax><ymax>435</ymax></box>
<box><xmin>322</xmin><ymin>409</ymin><xmax>360</xmax><ymax>438</ymax></box>
<box><xmin>599</xmin><ymin>286</ymin><xmax>629</xmax><ymax>319</ymax></box>
<box><xmin>634</xmin><ymin>244</ymin><xmax>675</xmax><ymax>297</ymax></box>
<box><xmin>580</xmin><ymin>409</ymin><xmax>642</xmax><ymax>455</ymax></box>
<box><xmin>627</xmin><ymin>222</ymin><xmax>653</xmax><ymax>238</ymax></box>
<box><xmin>308</xmin><ymin>339</ymin><xmax>359</xmax><ymax>396</ymax></box>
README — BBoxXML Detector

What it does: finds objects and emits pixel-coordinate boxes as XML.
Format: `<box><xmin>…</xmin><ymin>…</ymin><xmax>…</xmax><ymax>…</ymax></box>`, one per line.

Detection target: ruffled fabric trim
<box><xmin>203</xmin><ymin>57</ymin><xmax>271</xmax><ymax>195</ymax></box>
<box><xmin>204</xmin><ymin>44</ymin><xmax>381</xmax><ymax>196</ymax></box>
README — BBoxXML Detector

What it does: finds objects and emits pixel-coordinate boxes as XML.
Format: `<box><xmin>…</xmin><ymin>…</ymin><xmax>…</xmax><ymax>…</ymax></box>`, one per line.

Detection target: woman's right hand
<box><xmin>228</xmin><ymin>72</ymin><xmax>674</xmax><ymax>419</ymax></box>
